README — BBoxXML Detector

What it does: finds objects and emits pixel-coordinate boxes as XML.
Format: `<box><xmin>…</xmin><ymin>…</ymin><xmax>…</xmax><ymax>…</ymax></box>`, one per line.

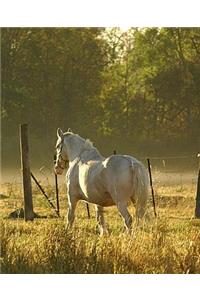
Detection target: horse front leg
<box><xmin>66</xmin><ymin>195</ymin><xmax>78</xmax><ymax>230</ymax></box>
<box><xmin>95</xmin><ymin>205</ymin><xmax>107</xmax><ymax>236</ymax></box>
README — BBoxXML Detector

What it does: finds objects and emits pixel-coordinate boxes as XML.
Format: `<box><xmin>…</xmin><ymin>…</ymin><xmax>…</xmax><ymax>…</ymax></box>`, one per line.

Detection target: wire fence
<box><xmin>1</xmin><ymin>152</ymin><xmax>199</xmax><ymax>218</ymax></box>
<box><xmin>140</xmin><ymin>153</ymin><xmax>198</xmax><ymax>169</ymax></box>
<box><xmin>2</xmin><ymin>153</ymin><xmax>199</xmax><ymax>189</ymax></box>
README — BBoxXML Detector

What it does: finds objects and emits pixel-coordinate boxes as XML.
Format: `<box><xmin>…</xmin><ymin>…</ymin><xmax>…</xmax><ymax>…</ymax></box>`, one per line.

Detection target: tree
<box><xmin>1</xmin><ymin>28</ymin><xmax>108</xmax><ymax>166</ymax></box>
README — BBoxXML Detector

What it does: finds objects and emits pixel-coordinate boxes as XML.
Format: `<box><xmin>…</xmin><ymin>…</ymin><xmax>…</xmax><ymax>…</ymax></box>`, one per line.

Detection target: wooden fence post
<box><xmin>147</xmin><ymin>158</ymin><xmax>157</xmax><ymax>217</ymax></box>
<box><xmin>54</xmin><ymin>154</ymin><xmax>60</xmax><ymax>216</ymax></box>
<box><xmin>195</xmin><ymin>154</ymin><xmax>200</xmax><ymax>218</ymax></box>
<box><xmin>195</xmin><ymin>169</ymin><xmax>200</xmax><ymax>218</ymax></box>
<box><xmin>20</xmin><ymin>124</ymin><xmax>34</xmax><ymax>221</ymax></box>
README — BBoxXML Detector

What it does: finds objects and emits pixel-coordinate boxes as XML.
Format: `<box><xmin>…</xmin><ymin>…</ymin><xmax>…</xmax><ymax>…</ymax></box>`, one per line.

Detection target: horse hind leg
<box><xmin>116</xmin><ymin>200</ymin><xmax>132</xmax><ymax>233</ymax></box>
<box><xmin>95</xmin><ymin>205</ymin><xmax>107</xmax><ymax>236</ymax></box>
<box><xmin>130</xmin><ymin>195</ymin><xmax>146</xmax><ymax>226</ymax></box>
<box><xmin>135</xmin><ymin>202</ymin><xmax>147</xmax><ymax>227</ymax></box>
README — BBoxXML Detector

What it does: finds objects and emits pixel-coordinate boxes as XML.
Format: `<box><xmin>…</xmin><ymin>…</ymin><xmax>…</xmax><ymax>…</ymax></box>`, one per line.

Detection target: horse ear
<box><xmin>57</xmin><ymin>128</ymin><xmax>64</xmax><ymax>139</ymax></box>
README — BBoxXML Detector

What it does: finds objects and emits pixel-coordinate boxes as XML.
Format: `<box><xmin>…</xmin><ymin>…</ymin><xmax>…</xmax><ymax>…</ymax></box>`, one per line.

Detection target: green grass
<box><xmin>1</xmin><ymin>181</ymin><xmax>200</xmax><ymax>274</ymax></box>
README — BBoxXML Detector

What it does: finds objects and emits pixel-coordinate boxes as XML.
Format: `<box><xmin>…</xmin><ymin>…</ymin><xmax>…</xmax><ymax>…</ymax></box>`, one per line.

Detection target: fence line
<box><xmin>140</xmin><ymin>154</ymin><xmax>198</xmax><ymax>160</ymax></box>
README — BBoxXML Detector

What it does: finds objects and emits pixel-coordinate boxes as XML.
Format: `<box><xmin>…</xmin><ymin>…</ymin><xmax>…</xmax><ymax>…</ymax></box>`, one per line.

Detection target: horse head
<box><xmin>54</xmin><ymin>128</ymin><xmax>69</xmax><ymax>175</ymax></box>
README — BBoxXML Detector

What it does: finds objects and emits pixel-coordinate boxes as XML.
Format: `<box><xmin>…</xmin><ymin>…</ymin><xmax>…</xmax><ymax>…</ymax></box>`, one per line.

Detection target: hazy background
<box><xmin>1</xmin><ymin>28</ymin><xmax>200</xmax><ymax>179</ymax></box>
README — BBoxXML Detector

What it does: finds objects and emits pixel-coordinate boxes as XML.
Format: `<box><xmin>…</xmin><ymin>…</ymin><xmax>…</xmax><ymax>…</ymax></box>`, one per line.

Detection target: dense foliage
<box><xmin>1</xmin><ymin>28</ymin><xmax>200</xmax><ymax>168</ymax></box>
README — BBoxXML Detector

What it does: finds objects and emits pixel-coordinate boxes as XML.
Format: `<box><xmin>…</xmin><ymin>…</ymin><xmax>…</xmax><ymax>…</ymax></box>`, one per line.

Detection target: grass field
<box><xmin>1</xmin><ymin>171</ymin><xmax>200</xmax><ymax>274</ymax></box>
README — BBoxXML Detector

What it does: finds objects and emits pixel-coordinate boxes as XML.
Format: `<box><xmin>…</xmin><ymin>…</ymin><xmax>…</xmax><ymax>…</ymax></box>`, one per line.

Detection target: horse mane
<box><xmin>82</xmin><ymin>137</ymin><xmax>103</xmax><ymax>160</ymax></box>
<box><xmin>84</xmin><ymin>139</ymin><xmax>94</xmax><ymax>150</ymax></box>
<box><xmin>64</xmin><ymin>132</ymin><xmax>93</xmax><ymax>149</ymax></box>
<box><xmin>70</xmin><ymin>133</ymin><xmax>94</xmax><ymax>150</ymax></box>
<box><xmin>63</xmin><ymin>132</ymin><xmax>102</xmax><ymax>159</ymax></box>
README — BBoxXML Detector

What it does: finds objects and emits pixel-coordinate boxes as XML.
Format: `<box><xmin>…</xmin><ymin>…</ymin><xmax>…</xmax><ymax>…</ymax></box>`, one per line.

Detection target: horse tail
<box><xmin>131</xmin><ymin>161</ymin><xmax>149</xmax><ymax>220</ymax></box>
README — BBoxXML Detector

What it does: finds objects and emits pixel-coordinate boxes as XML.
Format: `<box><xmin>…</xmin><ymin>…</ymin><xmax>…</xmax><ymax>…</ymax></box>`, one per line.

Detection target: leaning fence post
<box><xmin>20</xmin><ymin>124</ymin><xmax>34</xmax><ymax>221</ymax></box>
<box><xmin>195</xmin><ymin>154</ymin><xmax>200</xmax><ymax>218</ymax></box>
<box><xmin>31</xmin><ymin>172</ymin><xmax>60</xmax><ymax>217</ymax></box>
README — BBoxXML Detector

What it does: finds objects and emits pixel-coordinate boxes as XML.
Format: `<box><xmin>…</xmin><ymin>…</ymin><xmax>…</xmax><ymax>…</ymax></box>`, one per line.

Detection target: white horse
<box><xmin>54</xmin><ymin>128</ymin><xmax>149</xmax><ymax>234</ymax></box>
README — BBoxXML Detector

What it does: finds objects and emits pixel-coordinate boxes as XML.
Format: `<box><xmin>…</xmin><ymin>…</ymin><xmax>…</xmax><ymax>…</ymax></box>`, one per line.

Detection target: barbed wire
<box><xmin>140</xmin><ymin>154</ymin><xmax>198</xmax><ymax>160</ymax></box>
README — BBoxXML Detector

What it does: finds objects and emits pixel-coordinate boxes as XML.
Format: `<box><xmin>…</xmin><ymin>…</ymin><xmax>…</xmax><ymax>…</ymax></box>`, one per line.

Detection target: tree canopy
<box><xmin>1</xmin><ymin>27</ymin><xmax>200</xmax><ymax>169</ymax></box>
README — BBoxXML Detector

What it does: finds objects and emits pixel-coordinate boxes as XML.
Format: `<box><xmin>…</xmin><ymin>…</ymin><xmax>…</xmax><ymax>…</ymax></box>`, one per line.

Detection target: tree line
<box><xmin>1</xmin><ymin>28</ymin><xmax>200</xmax><ymax>169</ymax></box>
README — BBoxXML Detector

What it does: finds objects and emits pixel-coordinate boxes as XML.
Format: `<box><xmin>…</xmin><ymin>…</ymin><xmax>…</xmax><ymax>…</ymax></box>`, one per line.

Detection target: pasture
<box><xmin>2</xmin><ymin>27</ymin><xmax>200</xmax><ymax>276</ymax></box>
<box><xmin>1</xmin><ymin>170</ymin><xmax>200</xmax><ymax>274</ymax></box>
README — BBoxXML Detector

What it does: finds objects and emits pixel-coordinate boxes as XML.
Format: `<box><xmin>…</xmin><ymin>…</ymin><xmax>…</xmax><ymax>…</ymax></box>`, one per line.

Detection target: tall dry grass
<box><xmin>1</xmin><ymin>177</ymin><xmax>200</xmax><ymax>274</ymax></box>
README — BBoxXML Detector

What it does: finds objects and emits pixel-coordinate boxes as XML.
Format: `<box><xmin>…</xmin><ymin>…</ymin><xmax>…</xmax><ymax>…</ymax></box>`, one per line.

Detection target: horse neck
<box><xmin>65</xmin><ymin>136</ymin><xmax>103</xmax><ymax>163</ymax></box>
<box><xmin>64</xmin><ymin>137</ymin><xmax>84</xmax><ymax>162</ymax></box>
<box><xmin>80</xmin><ymin>147</ymin><xmax>103</xmax><ymax>162</ymax></box>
